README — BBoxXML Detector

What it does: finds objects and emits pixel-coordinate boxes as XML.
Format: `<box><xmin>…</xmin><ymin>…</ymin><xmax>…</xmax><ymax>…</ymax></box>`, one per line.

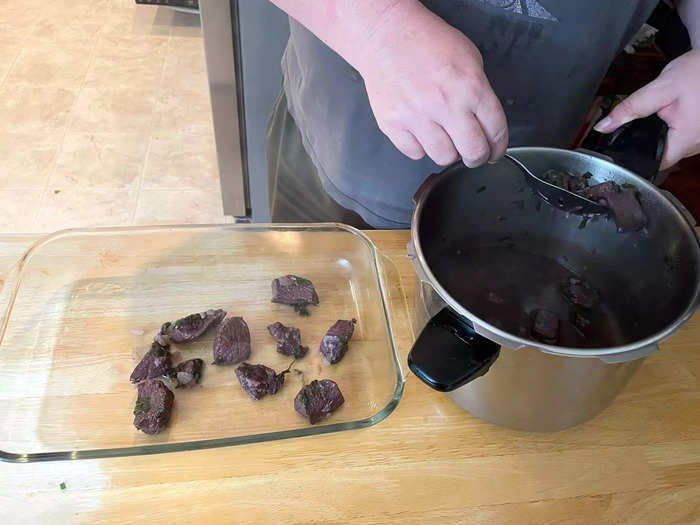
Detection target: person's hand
<box><xmin>594</xmin><ymin>48</ymin><xmax>700</xmax><ymax>169</ymax></box>
<box><xmin>355</xmin><ymin>2</ymin><xmax>508</xmax><ymax>167</ymax></box>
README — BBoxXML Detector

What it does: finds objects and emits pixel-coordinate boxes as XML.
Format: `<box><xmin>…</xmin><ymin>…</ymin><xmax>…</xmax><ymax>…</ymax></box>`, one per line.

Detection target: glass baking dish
<box><xmin>0</xmin><ymin>224</ymin><xmax>404</xmax><ymax>462</ymax></box>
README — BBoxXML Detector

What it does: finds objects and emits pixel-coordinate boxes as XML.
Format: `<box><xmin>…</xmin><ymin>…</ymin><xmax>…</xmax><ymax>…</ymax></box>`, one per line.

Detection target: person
<box><xmin>266</xmin><ymin>0</ymin><xmax>700</xmax><ymax>229</ymax></box>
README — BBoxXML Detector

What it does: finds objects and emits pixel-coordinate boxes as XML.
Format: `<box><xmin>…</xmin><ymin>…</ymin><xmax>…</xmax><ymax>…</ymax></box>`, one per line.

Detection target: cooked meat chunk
<box><xmin>541</xmin><ymin>168</ymin><xmax>647</xmax><ymax>233</ymax></box>
<box><xmin>155</xmin><ymin>309</ymin><xmax>226</xmax><ymax>345</ymax></box>
<box><xmin>294</xmin><ymin>379</ymin><xmax>345</xmax><ymax>424</ymax></box>
<box><xmin>267</xmin><ymin>322</ymin><xmax>309</xmax><ymax>358</ymax></box>
<box><xmin>133</xmin><ymin>379</ymin><xmax>174</xmax><ymax>435</ymax></box>
<box><xmin>319</xmin><ymin>319</ymin><xmax>357</xmax><ymax>364</ymax></box>
<box><xmin>173</xmin><ymin>358</ymin><xmax>204</xmax><ymax>388</ymax></box>
<box><xmin>561</xmin><ymin>277</ymin><xmax>600</xmax><ymax>309</ymax></box>
<box><xmin>212</xmin><ymin>317</ymin><xmax>251</xmax><ymax>365</ymax></box>
<box><xmin>234</xmin><ymin>363</ymin><xmax>286</xmax><ymax>400</ymax></box>
<box><xmin>582</xmin><ymin>181</ymin><xmax>646</xmax><ymax>232</ymax></box>
<box><xmin>531</xmin><ymin>309</ymin><xmax>559</xmax><ymax>344</ymax></box>
<box><xmin>130</xmin><ymin>341</ymin><xmax>172</xmax><ymax>383</ymax></box>
<box><xmin>271</xmin><ymin>275</ymin><xmax>319</xmax><ymax>315</ymax></box>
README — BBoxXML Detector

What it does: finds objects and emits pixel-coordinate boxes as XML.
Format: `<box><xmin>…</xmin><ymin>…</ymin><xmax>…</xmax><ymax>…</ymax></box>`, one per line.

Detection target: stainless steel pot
<box><xmin>407</xmin><ymin>147</ymin><xmax>700</xmax><ymax>431</ymax></box>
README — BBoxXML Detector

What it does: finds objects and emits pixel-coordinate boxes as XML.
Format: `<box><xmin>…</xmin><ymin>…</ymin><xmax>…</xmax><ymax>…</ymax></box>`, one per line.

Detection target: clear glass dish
<box><xmin>0</xmin><ymin>224</ymin><xmax>404</xmax><ymax>462</ymax></box>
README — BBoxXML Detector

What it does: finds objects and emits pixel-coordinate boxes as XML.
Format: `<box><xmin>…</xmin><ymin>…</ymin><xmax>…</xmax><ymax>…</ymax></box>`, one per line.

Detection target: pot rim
<box><xmin>410</xmin><ymin>146</ymin><xmax>700</xmax><ymax>358</ymax></box>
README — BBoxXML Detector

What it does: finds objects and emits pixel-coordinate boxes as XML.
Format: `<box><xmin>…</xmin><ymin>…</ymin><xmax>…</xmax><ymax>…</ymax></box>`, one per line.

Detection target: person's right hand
<box><xmin>354</xmin><ymin>2</ymin><xmax>508</xmax><ymax>167</ymax></box>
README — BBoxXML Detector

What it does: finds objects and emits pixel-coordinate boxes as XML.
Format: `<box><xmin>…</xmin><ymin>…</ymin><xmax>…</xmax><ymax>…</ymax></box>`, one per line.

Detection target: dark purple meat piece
<box><xmin>267</xmin><ymin>321</ymin><xmax>309</xmax><ymax>358</ymax></box>
<box><xmin>155</xmin><ymin>309</ymin><xmax>226</xmax><ymax>345</ymax></box>
<box><xmin>319</xmin><ymin>319</ymin><xmax>357</xmax><ymax>364</ymax></box>
<box><xmin>542</xmin><ymin>168</ymin><xmax>646</xmax><ymax>233</ymax></box>
<box><xmin>271</xmin><ymin>275</ymin><xmax>319</xmax><ymax>315</ymax></box>
<box><xmin>212</xmin><ymin>317</ymin><xmax>251</xmax><ymax>365</ymax></box>
<box><xmin>234</xmin><ymin>362</ymin><xmax>286</xmax><ymax>400</ymax></box>
<box><xmin>133</xmin><ymin>379</ymin><xmax>174</xmax><ymax>435</ymax></box>
<box><xmin>130</xmin><ymin>341</ymin><xmax>172</xmax><ymax>383</ymax></box>
<box><xmin>294</xmin><ymin>379</ymin><xmax>344</xmax><ymax>424</ymax></box>
<box><xmin>531</xmin><ymin>309</ymin><xmax>559</xmax><ymax>344</ymax></box>
<box><xmin>173</xmin><ymin>358</ymin><xmax>204</xmax><ymax>388</ymax></box>
<box><xmin>561</xmin><ymin>277</ymin><xmax>600</xmax><ymax>309</ymax></box>
<box><xmin>582</xmin><ymin>181</ymin><xmax>646</xmax><ymax>233</ymax></box>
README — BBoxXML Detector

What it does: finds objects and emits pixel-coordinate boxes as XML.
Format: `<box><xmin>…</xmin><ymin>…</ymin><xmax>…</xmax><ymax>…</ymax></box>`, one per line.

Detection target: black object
<box><xmin>582</xmin><ymin>114</ymin><xmax>668</xmax><ymax>184</ymax></box>
<box><xmin>133</xmin><ymin>379</ymin><xmax>174</xmax><ymax>435</ymax></box>
<box><xmin>234</xmin><ymin>363</ymin><xmax>286</xmax><ymax>400</ymax></box>
<box><xmin>212</xmin><ymin>317</ymin><xmax>251</xmax><ymax>365</ymax></box>
<box><xmin>408</xmin><ymin>308</ymin><xmax>501</xmax><ymax>392</ymax></box>
<box><xmin>130</xmin><ymin>341</ymin><xmax>172</xmax><ymax>383</ymax></box>
<box><xmin>267</xmin><ymin>322</ymin><xmax>309</xmax><ymax>358</ymax></box>
<box><xmin>319</xmin><ymin>319</ymin><xmax>356</xmax><ymax>364</ymax></box>
<box><xmin>135</xmin><ymin>0</ymin><xmax>198</xmax><ymax>9</ymax></box>
<box><xmin>647</xmin><ymin>2</ymin><xmax>692</xmax><ymax>60</ymax></box>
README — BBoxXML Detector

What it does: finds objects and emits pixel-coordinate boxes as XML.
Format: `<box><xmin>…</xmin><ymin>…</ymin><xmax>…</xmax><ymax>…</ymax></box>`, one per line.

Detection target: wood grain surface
<box><xmin>0</xmin><ymin>230</ymin><xmax>699</xmax><ymax>525</ymax></box>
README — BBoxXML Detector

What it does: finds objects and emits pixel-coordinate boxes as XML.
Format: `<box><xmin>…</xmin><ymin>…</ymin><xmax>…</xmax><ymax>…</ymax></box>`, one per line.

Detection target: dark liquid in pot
<box><xmin>430</xmin><ymin>245</ymin><xmax>626</xmax><ymax>348</ymax></box>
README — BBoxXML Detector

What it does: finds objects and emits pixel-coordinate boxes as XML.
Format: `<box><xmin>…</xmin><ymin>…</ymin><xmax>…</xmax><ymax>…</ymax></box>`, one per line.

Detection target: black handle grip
<box><xmin>589</xmin><ymin>114</ymin><xmax>668</xmax><ymax>183</ymax></box>
<box><xmin>408</xmin><ymin>308</ymin><xmax>501</xmax><ymax>392</ymax></box>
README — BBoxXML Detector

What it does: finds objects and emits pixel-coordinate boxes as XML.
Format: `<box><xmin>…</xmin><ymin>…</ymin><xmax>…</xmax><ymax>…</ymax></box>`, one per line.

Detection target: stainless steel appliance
<box><xmin>407</xmin><ymin>147</ymin><xmax>700</xmax><ymax>431</ymax></box>
<box><xmin>200</xmin><ymin>1</ymin><xmax>289</xmax><ymax>221</ymax></box>
<box><xmin>135</xmin><ymin>0</ymin><xmax>199</xmax><ymax>14</ymax></box>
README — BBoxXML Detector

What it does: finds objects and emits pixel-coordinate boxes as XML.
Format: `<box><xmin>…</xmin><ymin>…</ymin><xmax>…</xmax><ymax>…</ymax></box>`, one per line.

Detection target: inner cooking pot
<box><xmin>407</xmin><ymin>147</ymin><xmax>700</xmax><ymax>430</ymax></box>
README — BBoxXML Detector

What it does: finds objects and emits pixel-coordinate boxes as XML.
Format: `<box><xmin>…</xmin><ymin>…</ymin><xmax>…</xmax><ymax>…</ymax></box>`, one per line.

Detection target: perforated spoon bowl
<box><xmin>504</xmin><ymin>153</ymin><xmax>607</xmax><ymax>215</ymax></box>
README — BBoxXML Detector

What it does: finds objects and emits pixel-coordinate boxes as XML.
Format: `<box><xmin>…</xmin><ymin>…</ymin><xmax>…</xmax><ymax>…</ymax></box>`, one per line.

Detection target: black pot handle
<box><xmin>586</xmin><ymin>114</ymin><xmax>667</xmax><ymax>183</ymax></box>
<box><xmin>408</xmin><ymin>308</ymin><xmax>501</xmax><ymax>392</ymax></box>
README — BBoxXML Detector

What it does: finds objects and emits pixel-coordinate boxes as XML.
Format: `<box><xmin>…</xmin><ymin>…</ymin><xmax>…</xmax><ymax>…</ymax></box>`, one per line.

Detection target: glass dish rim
<box><xmin>0</xmin><ymin>223</ymin><xmax>406</xmax><ymax>463</ymax></box>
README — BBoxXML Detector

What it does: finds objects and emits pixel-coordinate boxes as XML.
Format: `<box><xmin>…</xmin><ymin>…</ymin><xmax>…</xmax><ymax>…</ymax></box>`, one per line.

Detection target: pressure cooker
<box><xmin>407</xmin><ymin>128</ymin><xmax>700</xmax><ymax>431</ymax></box>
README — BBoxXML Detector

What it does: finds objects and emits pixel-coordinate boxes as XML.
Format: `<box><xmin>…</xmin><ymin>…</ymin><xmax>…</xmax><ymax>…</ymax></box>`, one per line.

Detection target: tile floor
<box><xmin>0</xmin><ymin>0</ymin><xmax>225</xmax><ymax>233</ymax></box>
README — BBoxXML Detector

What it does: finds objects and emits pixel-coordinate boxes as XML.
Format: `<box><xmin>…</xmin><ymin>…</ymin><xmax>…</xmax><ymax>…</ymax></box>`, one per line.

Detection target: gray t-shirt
<box><xmin>282</xmin><ymin>0</ymin><xmax>657</xmax><ymax>228</ymax></box>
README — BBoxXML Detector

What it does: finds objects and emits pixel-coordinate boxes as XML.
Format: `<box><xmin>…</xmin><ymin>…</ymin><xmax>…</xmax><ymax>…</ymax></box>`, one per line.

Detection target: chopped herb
<box><xmin>296</xmin><ymin>277</ymin><xmax>313</xmax><ymax>288</ymax></box>
<box><xmin>133</xmin><ymin>398</ymin><xmax>150</xmax><ymax>416</ymax></box>
<box><xmin>60</xmin><ymin>482</ymin><xmax>66</xmax><ymax>490</ymax></box>
<box><xmin>293</xmin><ymin>304</ymin><xmax>310</xmax><ymax>316</ymax></box>
<box><xmin>309</xmin><ymin>380</ymin><xmax>321</xmax><ymax>395</ymax></box>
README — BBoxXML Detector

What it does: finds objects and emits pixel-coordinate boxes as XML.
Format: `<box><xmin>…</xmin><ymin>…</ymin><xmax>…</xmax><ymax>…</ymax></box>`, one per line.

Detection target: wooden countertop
<box><xmin>0</xmin><ymin>230</ymin><xmax>699</xmax><ymax>524</ymax></box>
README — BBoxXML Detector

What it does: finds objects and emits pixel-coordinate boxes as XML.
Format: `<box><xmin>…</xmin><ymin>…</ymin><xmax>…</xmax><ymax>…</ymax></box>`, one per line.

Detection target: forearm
<box><xmin>677</xmin><ymin>0</ymin><xmax>700</xmax><ymax>47</ymax></box>
<box><xmin>269</xmin><ymin>0</ymin><xmax>428</xmax><ymax>71</ymax></box>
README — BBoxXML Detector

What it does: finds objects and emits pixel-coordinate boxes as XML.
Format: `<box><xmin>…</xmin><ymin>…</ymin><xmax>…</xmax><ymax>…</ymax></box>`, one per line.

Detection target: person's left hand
<box><xmin>594</xmin><ymin>48</ymin><xmax>700</xmax><ymax>169</ymax></box>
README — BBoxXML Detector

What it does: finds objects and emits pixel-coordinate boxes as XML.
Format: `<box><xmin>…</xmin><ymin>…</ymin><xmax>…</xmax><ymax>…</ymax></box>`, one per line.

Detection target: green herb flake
<box><xmin>296</xmin><ymin>277</ymin><xmax>313</xmax><ymax>287</ymax></box>
<box><xmin>294</xmin><ymin>304</ymin><xmax>310</xmax><ymax>316</ymax></box>
<box><xmin>133</xmin><ymin>398</ymin><xmax>150</xmax><ymax>416</ymax></box>
<box><xmin>59</xmin><ymin>482</ymin><xmax>66</xmax><ymax>490</ymax></box>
